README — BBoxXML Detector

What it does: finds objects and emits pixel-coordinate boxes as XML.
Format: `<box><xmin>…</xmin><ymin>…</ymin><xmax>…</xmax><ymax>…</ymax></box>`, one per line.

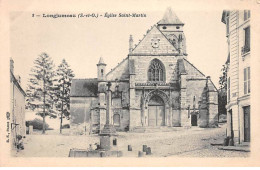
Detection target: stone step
<box><xmin>131</xmin><ymin>126</ymin><xmax>178</xmax><ymax>133</ymax></box>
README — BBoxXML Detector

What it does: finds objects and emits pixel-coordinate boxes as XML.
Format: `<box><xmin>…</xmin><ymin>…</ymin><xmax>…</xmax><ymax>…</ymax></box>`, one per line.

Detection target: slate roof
<box><xmin>10</xmin><ymin>71</ymin><xmax>26</xmax><ymax>96</ymax></box>
<box><xmin>70</xmin><ymin>78</ymin><xmax>98</xmax><ymax>97</ymax></box>
<box><xmin>158</xmin><ymin>7</ymin><xmax>184</xmax><ymax>25</ymax></box>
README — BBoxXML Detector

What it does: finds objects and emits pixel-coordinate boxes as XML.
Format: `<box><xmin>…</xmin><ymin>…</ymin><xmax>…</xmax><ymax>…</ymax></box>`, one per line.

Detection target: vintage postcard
<box><xmin>0</xmin><ymin>0</ymin><xmax>260</xmax><ymax>167</ymax></box>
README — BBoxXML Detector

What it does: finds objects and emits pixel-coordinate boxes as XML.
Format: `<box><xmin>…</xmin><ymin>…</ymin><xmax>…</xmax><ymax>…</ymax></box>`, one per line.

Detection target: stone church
<box><xmin>70</xmin><ymin>8</ymin><xmax>218</xmax><ymax>134</ymax></box>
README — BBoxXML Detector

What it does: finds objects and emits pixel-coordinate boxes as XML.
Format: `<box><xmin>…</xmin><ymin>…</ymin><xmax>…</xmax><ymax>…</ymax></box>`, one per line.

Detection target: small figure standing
<box><xmin>88</xmin><ymin>144</ymin><xmax>93</xmax><ymax>151</ymax></box>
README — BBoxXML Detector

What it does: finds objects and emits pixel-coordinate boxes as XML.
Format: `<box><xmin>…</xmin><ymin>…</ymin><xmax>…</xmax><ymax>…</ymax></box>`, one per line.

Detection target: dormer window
<box><xmin>148</xmin><ymin>59</ymin><xmax>165</xmax><ymax>82</ymax></box>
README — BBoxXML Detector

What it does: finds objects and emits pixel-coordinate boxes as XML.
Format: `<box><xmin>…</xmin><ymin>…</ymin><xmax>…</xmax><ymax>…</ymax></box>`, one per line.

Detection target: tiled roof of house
<box><xmin>10</xmin><ymin>71</ymin><xmax>26</xmax><ymax>96</ymax></box>
<box><xmin>70</xmin><ymin>78</ymin><xmax>98</xmax><ymax>97</ymax></box>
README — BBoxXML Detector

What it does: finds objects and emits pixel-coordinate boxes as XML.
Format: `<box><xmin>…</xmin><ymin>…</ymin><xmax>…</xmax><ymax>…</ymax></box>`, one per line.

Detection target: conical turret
<box><xmin>97</xmin><ymin>57</ymin><xmax>106</xmax><ymax>80</ymax></box>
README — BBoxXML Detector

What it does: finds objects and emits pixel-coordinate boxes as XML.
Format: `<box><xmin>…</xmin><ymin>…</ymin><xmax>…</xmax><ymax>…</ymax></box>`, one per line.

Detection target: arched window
<box><xmin>113</xmin><ymin>114</ymin><xmax>120</xmax><ymax>126</ymax></box>
<box><xmin>148</xmin><ymin>59</ymin><xmax>165</xmax><ymax>82</ymax></box>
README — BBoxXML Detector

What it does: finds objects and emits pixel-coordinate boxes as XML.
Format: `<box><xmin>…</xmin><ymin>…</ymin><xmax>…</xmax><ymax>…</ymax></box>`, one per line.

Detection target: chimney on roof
<box><xmin>129</xmin><ymin>35</ymin><xmax>133</xmax><ymax>54</ymax></box>
<box><xmin>10</xmin><ymin>58</ymin><xmax>14</xmax><ymax>73</ymax></box>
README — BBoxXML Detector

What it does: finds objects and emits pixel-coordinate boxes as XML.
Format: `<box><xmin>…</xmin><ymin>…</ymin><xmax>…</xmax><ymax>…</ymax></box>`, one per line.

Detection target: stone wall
<box><xmin>186</xmin><ymin>79</ymin><xmax>207</xmax><ymax>107</ymax></box>
<box><xmin>11</xmin><ymin>83</ymin><xmax>26</xmax><ymax>144</ymax></box>
<box><xmin>70</xmin><ymin>97</ymin><xmax>98</xmax><ymax>126</ymax></box>
<box><xmin>112</xmin><ymin>109</ymin><xmax>130</xmax><ymax>131</ymax></box>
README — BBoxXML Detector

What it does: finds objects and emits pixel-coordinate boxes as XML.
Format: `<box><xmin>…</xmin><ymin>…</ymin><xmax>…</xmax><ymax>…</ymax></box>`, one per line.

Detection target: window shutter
<box><xmin>248</xmin><ymin>67</ymin><xmax>250</xmax><ymax>93</ymax></box>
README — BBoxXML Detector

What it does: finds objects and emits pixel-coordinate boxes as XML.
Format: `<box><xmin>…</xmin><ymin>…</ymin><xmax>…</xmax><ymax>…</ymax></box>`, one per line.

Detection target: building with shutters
<box><xmin>70</xmin><ymin>8</ymin><xmax>218</xmax><ymax>133</ymax></box>
<box><xmin>222</xmin><ymin>10</ymin><xmax>251</xmax><ymax>144</ymax></box>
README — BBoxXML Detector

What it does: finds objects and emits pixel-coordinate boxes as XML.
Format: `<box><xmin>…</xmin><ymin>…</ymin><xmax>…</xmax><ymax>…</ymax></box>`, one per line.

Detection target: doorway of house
<box><xmin>244</xmin><ymin>106</ymin><xmax>250</xmax><ymax>142</ymax></box>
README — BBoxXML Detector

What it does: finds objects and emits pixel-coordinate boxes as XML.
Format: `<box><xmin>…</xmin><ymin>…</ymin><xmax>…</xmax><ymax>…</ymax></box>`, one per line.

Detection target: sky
<box><xmin>10</xmin><ymin>9</ymin><xmax>228</xmax><ymax>91</ymax></box>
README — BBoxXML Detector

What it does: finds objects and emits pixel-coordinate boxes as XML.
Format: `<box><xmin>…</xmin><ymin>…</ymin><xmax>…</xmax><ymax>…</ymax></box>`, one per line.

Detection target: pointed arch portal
<box><xmin>148</xmin><ymin>95</ymin><xmax>165</xmax><ymax>126</ymax></box>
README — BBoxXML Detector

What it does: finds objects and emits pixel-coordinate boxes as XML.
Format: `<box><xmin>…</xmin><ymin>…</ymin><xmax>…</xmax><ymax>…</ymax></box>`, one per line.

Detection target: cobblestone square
<box><xmin>12</xmin><ymin>124</ymin><xmax>249</xmax><ymax>157</ymax></box>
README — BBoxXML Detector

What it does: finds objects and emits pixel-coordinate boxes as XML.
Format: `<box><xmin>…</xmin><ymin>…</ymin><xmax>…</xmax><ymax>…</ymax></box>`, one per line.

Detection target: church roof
<box><xmin>158</xmin><ymin>7</ymin><xmax>184</xmax><ymax>25</ymax></box>
<box><xmin>208</xmin><ymin>79</ymin><xmax>218</xmax><ymax>91</ymax></box>
<box><xmin>70</xmin><ymin>78</ymin><xmax>98</xmax><ymax>97</ymax></box>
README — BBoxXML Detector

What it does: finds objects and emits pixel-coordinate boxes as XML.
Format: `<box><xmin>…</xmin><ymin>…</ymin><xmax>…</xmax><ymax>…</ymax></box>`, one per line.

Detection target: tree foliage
<box><xmin>219</xmin><ymin>64</ymin><xmax>228</xmax><ymax>90</ymax></box>
<box><xmin>26</xmin><ymin>53</ymin><xmax>57</xmax><ymax>133</ymax></box>
<box><xmin>218</xmin><ymin>64</ymin><xmax>228</xmax><ymax>115</ymax></box>
<box><xmin>53</xmin><ymin>59</ymin><xmax>75</xmax><ymax>133</ymax></box>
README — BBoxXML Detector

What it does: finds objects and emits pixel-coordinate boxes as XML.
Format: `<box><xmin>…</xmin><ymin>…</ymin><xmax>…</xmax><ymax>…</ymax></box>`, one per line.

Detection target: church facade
<box><xmin>70</xmin><ymin>8</ymin><xmax>218</xmax><ymax>134</ymax></box>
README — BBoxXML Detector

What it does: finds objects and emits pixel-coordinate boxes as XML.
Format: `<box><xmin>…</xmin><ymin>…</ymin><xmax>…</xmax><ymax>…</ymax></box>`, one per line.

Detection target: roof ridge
<box><xmin>183</xmin><ymin>58</ymin><xmax>205</xmax><ymax>77</ymax></box>
<box><xmin>106</xmin><ymin>56</ymin><xmax>129</xmax><ymax>77</ymax></box>
<box><xmin>131</xmin><ymin>25</ymin><xmax>156</xmax><ymax>53</ymax></box>
<box><xmin>131</xmin><ymin>25</ymin><xmax>177</xmax><ymax>54</ymax></box>
<box><xmin>209</xmin><ymin>79</ymin><xmax>218</xmax><ymax>92</ymax></box>
<box><xmin>11</xmin><ymin>71</ymin><xmax>26</xmax><ymax>96</ymax></box>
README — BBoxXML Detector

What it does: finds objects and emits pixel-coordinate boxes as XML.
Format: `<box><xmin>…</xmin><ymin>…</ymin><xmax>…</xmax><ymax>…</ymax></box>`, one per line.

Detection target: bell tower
<box><xmin>97</xmin><ymin>57</ymin><xmax>106</xmax><ymax>81</ymax></box>
<box><xmin>157</xmin><ymin>7</ymin><xmax>187</xmax><ymax>55</ymax></box>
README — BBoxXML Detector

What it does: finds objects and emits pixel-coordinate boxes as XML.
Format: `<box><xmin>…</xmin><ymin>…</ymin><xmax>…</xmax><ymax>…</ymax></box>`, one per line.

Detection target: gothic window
<box><xmin>148</xmin><ymin>59</ymin><xmax>165</xmax><ymax>82</ymax></box>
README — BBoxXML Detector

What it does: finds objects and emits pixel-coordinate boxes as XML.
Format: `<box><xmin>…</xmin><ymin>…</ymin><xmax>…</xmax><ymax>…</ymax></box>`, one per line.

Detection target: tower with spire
<box><xmin>157</xmin><ymin>7</ymin><xmax>187</xmax><ymax>55</ymax></box>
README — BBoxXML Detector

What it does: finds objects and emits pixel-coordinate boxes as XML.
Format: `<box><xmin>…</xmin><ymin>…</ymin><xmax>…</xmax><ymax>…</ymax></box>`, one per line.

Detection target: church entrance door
<box><xmin>191</xmin><ymin>114</ymin><xmax>197</xmax><ymax>126</ymax></box>
<box><xmin>148</xmin><ymin>95</ymin><xmax>165</xmax><ymax>126</ymax></box>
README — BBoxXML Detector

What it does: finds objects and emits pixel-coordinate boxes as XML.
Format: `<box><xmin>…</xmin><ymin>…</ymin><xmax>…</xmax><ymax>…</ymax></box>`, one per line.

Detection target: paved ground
<box><xmin>12</xmin><ymin>123</ymin><xmax>249</xmax><ymax>157</ymax></box>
